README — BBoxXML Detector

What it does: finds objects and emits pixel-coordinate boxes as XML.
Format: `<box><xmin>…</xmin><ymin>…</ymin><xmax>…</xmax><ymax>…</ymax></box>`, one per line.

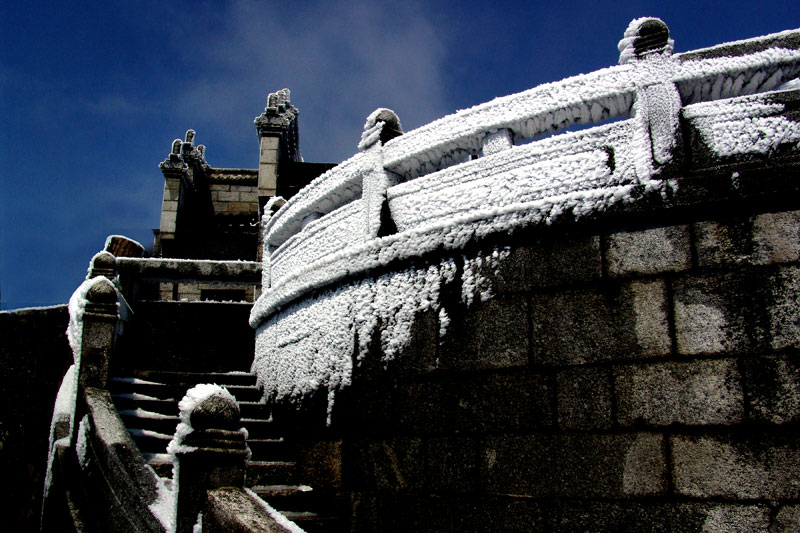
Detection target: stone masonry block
<box><xmin>229</xmin><ymin>201</ymin><xmax>258</xmax><ymax>215</ymax></box>
<box><xmin>230</xmin><ymin>185</ymin><xmax>255</xmax><ymax>192</ymax></box>
<box><xmin>424</xmin><ymin>437</ymin><xmax>479</xmax><ymax>492</ymax></box>
<box><xmin>239</xmin><ymin>191</ymin><xmax>258</xmax><ymax>203</ymax></box>
<box><xmin>482</xmin><ymin>432</ymin><xmax>667</xmax><ymax>498</ymax></box>
<box><xmin>159</xmin><ymin>211</ymin><xmax>177</xmax><ymax>233</ymax></box>
<box><xmin>258</xmin><ymin>163</ymin><xmax>277</xmax><ymax>192</ymax></box>
<box><xmin>769</xmin><ymin>266</ymin><xmax>800</xmax><ymax>351</ymax></box>
<box><xmin>615</xmin><ymin>359</ymin><xmax>743</xmax><ymax>426</ymax></box>
<box><xmin>162</xmin><ymin>199</ymin><xmax>178</xmax><ymax>212</ymax></box>
<box><xmin>209</xmin><ymin>184</ymin><xmax>230</xmax><ymax>192</ymax></box>
<box><xmin>346</xmin><ymin>437</ymin><xmax>423</xmax><ymax>490</ymax></box>
<box><xmin>163</xmin><ymin>182</ymin><xmax>180</xmax><ymax>201</ymax></box>
<box><xmin>454</xmin><ymin>496</ymin><xmax>557</xmax><ymax>533</ymax></box>
<box><xmin>218</xmin><ymin>191</ymin><xmax>240</xmax><ymax>202</ymax></box>
<box><xmin>671</xmin><ymin>432</ymin><xmax>800</xmax><ymax>499</ymax></box>
<box><xmin>694</xmin><ymin>210</ymin><xmax>800</xmax><ymax>268</ymax></box>
<box><xmin>496</xmin><ymin>234</ymin><xmax>602</xmax><ymax>292</ymax></box>
<box><xmin>439</xmin><ymin>295</ymin><xmax>528</xmax><ymax>370</ymax></box>
<box><xmin>673</xmin><ymin>273</ymin><xmax>754</xmax><ymax>355</ymax></box>
<box><xmin>606</xmin><ymin>224</ymin><xmax>692</xmax><ymax>277</ymax></box>
<box><xmin>557</xmin><ymin>367</ymin><xmax>613</xmax><ymax>430</ymax></box>
<box><xmin>561</xmin><ymin>502</ymin><xmax>770</xmax><ymax>533</ymax></box>
<box><xmin>212</xmin><ymin>202</ymin><xmax>229</xmax><ymax>213</ymax></box>
<box><xmin>260</xmin><ymin>135</ymin><xmax>279</xmax><ymax>152</ymax></box>
<box><xmin>775</xmin><ymin>505</ymin><xmax>800</xmax><ymax>533</ymax></box>
<box><xmin>531</xmin><ymin>279</ymin><xmax>670</xmax><ymax>366</ymax></box>
<box><xmin>741</xmin><ymin>354</ymin><xmax>800</xmax><ymax>424</ymax></box>
<box><xmin>451</xmin><ymin>372</ymin><xmax>552</xmax><ymax>433</ymax></box>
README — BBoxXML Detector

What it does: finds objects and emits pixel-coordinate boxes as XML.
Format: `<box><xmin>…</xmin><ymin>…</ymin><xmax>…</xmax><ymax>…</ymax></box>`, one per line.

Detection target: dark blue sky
<box><xmin>2</xmin><ymin>1</ymin><xmax>799</xmax><ymax>309</ymax></box>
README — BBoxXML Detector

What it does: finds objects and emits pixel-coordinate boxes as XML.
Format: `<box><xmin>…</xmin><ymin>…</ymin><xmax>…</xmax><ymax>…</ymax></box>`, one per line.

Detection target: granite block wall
<box><xmin>283</xmin><ymin>205</ymin><xmax>800</xmax><ymax>532</ymax></box>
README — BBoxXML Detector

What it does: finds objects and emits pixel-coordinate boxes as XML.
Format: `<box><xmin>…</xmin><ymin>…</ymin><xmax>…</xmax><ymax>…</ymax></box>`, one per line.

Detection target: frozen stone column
<box><xmin>618</xmin><ymin>18</ymin><xmax>683</xmax><ymax>180</ymax></box>
<box><xmin>169</xmin><ymin>385</ymin><xmax>250</xmax><ymax>533</ymax></box>
<box><xmin>359</xmin><ymin>108</ymin><xmax>404</xmax><ymax>238</ymax></box>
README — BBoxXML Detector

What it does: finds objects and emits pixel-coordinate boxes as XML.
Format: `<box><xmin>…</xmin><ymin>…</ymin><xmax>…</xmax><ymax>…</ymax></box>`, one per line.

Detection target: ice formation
<box><xmin>253</xmin><ymin>249</ymin><xmax>511</xmax><ymax>422</ymax></box>
<box><xmin>682</xmin><ymin>95</ymin><xmax>800</xmax><ymax>156</ymax></box>
<box><xmin>251</xmin><ymin>22</ymin><xmax>800</xmax><ymax>418</ymax></box>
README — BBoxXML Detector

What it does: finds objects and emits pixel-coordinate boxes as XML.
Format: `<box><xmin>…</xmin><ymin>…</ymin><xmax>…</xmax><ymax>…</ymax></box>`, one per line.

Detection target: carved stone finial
<box><xmin>190</xmin><ymin>394</ymin><xmax>241</xmax><ymax>431</ymax></box>
<box><xmin>89</xmin><ymin>251</ymin><xmax>116</xmax><ymax>280</ymax></box>
<box><xmin>197</xmin><ymin>145</ymin><xmax>205</xmax><ymax>158</ymax></box>
<box><xmin>185</xmin><ymin>129</ymin><xmax>196</xmax><ymax>144</ymax></box>
<box><xmin>86</xmin><ymin>278</ymin><xmax>118</xmax><ymax>309</ymax></box>
<box><xmin>172</xmin><ymin>139</ymin><xmax>182</xmax><ymax>155</ymax></box>
<box><xmin>359</xmin><ymin>108</ymin><xmax>404</xmax><ymax>151</ymax></box>
<box><xmin>618</xmin><ymin>17</ymin><xmax>673</xmax><ymax>65</ymax></box>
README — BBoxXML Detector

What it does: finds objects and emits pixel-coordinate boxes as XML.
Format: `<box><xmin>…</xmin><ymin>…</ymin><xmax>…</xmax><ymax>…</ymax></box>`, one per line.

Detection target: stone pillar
<box><xmin>358</xmin><ymin>108</ymin><xmax>403</xmax><ymax>238</ymax></box>
<box><xmin>172</xmin><ymin>386</ymin><xmax>250</xmax><ymax>533</ymax></box>
<box><xmin>254</xmin><ymin>89</ymin><xmax>300</xmax><ymax>210</ymax></box>
<box><xmin>157</xmin><ymin>138</ymin><xmax>188</xmax><ymax>256</ymax></box>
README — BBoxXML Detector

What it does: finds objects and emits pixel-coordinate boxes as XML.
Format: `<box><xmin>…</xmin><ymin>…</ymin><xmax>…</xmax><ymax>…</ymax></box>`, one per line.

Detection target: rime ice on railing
<box><xmin>250</xmin><ymin>18</ymin><xmax>800</xmax><ymax>420</ymax></box>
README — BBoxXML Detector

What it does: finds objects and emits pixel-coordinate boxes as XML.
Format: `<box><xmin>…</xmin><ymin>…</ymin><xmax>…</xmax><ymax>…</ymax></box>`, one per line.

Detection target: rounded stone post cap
<box><xmin>190</xmin><ymin>393</ymin><xmax>242</xmax><ymax>431</ymax></box>
<box><xmin>618</xmin><ymin>17</ymin><xmax>673</xmax><ymax>64</ymax></box>
<box><xmin>86</xmin><ymin>277</ymin><xmax>117</xmax><ymax>304</ymax></box>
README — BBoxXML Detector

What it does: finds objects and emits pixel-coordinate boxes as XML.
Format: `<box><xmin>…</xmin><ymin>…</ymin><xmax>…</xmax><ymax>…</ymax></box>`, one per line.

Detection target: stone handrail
<box><xmin>251</xmin><ymin>19</ymin><xmax>800</xmax><ymax>327</ymax></box>
<box><xmin>116</xmin><ymin>257</ymin><xmax>261</xmax><ymax>302</ymax></box>
<box><xmin>42</xmin><ymin>273</ymin><xmax>169</xmax><ymax>531</ymax></box>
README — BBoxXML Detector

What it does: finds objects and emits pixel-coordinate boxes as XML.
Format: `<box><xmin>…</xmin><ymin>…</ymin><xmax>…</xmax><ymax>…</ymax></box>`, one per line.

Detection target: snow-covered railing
<box><xmin>42</xmin><ymin>273</ymin><xmax>169</xmax><ymax>531</ymax></box>
<box><xmin>251</xmin><ymin>18</ymin><xmax>800</xmax><ymax>328</ymax></box>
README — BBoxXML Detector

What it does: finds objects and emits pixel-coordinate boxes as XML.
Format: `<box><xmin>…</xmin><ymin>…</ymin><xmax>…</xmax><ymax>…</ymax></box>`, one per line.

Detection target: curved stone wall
<box><xmin>264</xmin><ymin>183</ymin><xmax>800</xmax><ymax>530</ymax></box>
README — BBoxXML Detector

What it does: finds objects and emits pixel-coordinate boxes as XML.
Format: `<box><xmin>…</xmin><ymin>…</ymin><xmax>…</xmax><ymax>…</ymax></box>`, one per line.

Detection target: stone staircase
<box><xmin>109</xmin><ymin>370</ymin><xmax>340</xmax><ymax>532</ymax></box>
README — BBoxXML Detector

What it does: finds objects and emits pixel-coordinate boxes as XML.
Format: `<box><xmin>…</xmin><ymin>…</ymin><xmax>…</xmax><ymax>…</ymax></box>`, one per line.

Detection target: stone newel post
<box><xmin>171</xmin><ymin>386</ymin><xmax>250</xmax><ymax>533</ymax></box>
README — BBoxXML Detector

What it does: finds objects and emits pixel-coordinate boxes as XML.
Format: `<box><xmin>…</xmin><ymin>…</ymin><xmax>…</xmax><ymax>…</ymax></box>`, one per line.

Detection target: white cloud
<box><xmin>169</xmin><ymin>0</ymin><xmax>451</xmax><ymax>163</ymax></box>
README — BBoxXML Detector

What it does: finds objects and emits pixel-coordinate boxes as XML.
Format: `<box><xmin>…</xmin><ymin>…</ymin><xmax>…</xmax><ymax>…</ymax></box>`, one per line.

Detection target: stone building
<box><xmin>1</xmin><ymin>17</ymin><xmax>800</xmax><ymax>532</ymax></box>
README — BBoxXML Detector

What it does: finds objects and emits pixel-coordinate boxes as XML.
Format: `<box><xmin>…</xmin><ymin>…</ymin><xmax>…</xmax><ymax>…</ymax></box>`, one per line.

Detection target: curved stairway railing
<box><xmin>251</xmin><ymin>18</ymin><xmax>800</xmax><ymax>328</ymax></box>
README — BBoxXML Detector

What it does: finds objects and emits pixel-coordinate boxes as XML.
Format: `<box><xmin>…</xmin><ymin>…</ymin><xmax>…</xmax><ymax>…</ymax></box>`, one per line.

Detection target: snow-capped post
<box><xmin>359</xmin><ymin>108</ymin><xmax>403</xmax><ymax>238</ymax></box>
<box><xmin>169</xmin><ymin>384</ymin><xmax>250</xmax><ymax>533</ymax></box>
<box><xmin>77</xmin><ymin>278</ymin><xmax>118</xmax><ymax>391</ymax></box>
<box><xmin>619</xmin><ymin>17</ymin><xmax>683</xmax><ymax>180</ymax></box>
<box><xmin>88</xmin><ymin>250</ymin><xmax>117</xmax><ymax>280</ymax></box>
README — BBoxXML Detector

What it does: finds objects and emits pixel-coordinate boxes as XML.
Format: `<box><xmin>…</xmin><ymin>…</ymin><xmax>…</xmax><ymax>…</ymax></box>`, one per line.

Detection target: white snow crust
<box><xmin>683</xmin><ymin>94</ymin><xmax>800</xmax><ymax>156</ymax></box>
<box><xmin>253</xmin><ymin>249</ymin><xmax>511</xmax><ymax>423</ymax></box>
<box><xmin>251</xmin><ymin>24</ymin><xmax>800</xmax><ymax>420</ymax></box>
<box><xmin>148</xmin><ymin>473</ymin><xmax>176</xmax><ymax>532</ymax></box>
<box><xmin>44</xmin><ymin>365</ymin><xmax>78</xmax><ymax>501</ymax></box>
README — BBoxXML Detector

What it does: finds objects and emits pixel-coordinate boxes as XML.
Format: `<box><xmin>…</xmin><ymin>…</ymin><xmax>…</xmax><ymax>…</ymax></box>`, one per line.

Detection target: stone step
<box><xmin>247</xmin><ymin>438</ymin><xmax>294</xmax><ymax>462</ymax></box>
<box><xmin>250</xmin><ymin>484</ymin><xmax>318</xmax><ymax>512</ymax></box>
<box><xmin>244</xmin><ymin>461</ymin><xmax>298</xmax><ymax>487</ymax></box>
<box><xmin>129</xmin><ymin>370</ymin><xmax>257</xmax><ymax>387</ymax></box>
<box><xmin>112</xmin><ymin>394</ymin><xmax>270</xmax><ymax>420</ymax></box>
<box><xmin>280</xmin><ymin>511</ymin><xmax>341</xmax><ymax>533</ymax></box>
<box><xmin>127</xmin><ymin>428</ymin><xmax>172</xmax><ymax>454</ymax></box>
<box><xmin>143</xmin><ymin>453</ymin><xmax>173</xmax><ymax>478</ymax></box>
<box><xmin>111</xmin><ymin>378</ymin><xmax>263</xmax><ymax>403</ymax></box>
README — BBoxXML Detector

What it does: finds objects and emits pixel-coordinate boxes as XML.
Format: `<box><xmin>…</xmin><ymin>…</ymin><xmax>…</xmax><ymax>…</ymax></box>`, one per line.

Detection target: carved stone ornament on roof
<box><xmin>254</xmin><ymin>88</ymin><xmax>299</xmax><ymax>130</ymax></box>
